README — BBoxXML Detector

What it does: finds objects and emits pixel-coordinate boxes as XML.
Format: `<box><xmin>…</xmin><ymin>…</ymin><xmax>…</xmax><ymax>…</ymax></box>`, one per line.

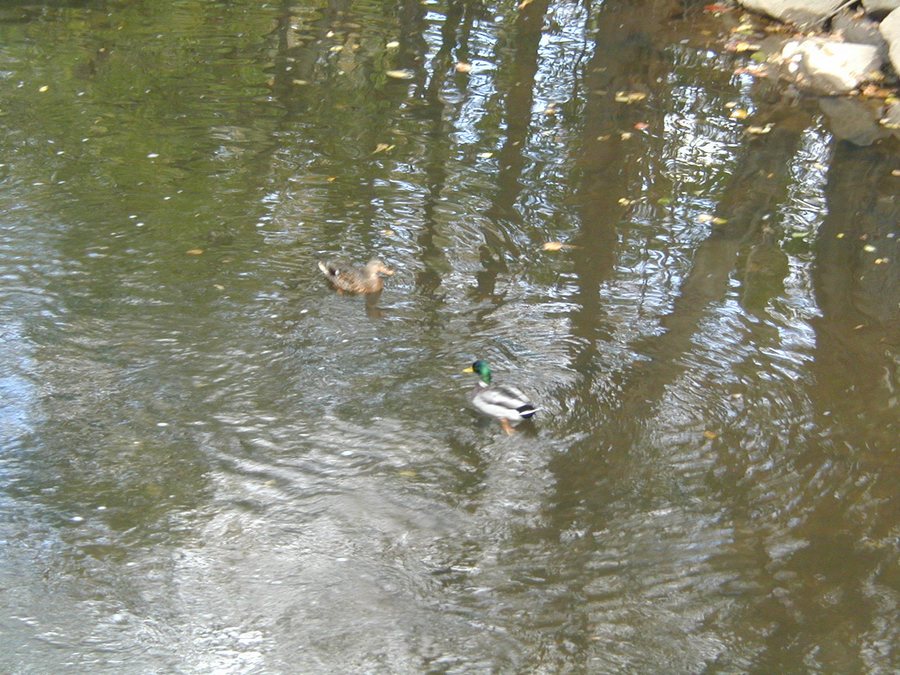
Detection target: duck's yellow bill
<box><xmin>462</xmin><ymin>366</ymin><xmax>475</xmax><ymax>373</ymax></box>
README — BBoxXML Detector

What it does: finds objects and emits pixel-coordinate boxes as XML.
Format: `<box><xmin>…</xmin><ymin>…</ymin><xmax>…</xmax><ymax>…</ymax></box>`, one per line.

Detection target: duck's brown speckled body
<box><xmin>317</xmin><ymin>259</ymin><xmax>394</xmax><ymax>294</ymax></box>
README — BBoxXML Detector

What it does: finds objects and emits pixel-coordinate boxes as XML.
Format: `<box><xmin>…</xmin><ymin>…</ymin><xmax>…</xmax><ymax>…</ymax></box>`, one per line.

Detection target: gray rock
<box><xmin>881</xmin><ymin>8</ymin><xmax>900</xmax><ymax>74</ymax></box>
<box><xmin>831</xmin><ymin>10</ymin><xmax>888</xmax><ymax>53</ymax></box>
<box><xmin>781</xmin><ymin>38</ymin><xmax>882</xmax><ymax>94</ymax></box>
<box><xmin>880</xmin><ymin>99</ymin><xmax>900</xmax><ymax>138</ymax></box>
<box><xmin>739</xmin><ymin>0</ymin><xmax>847</xmax><ymax>28</ymax></box>
<box><xmin>861</xmin><ymin>0</ymin><xmax>900</xmax><ymax>19</ymax></box>
<box><xmin>819</xmin><ymin>97</ymin><xmax>884</xmax><ymax>145</ymax></box>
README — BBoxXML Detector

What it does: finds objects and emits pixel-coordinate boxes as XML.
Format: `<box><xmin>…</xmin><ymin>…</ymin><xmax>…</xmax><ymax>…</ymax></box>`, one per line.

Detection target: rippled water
<box><xmin>1</xmin><ymin>0</ymin><xmax>897</xmax><ymax>672</ymax></box>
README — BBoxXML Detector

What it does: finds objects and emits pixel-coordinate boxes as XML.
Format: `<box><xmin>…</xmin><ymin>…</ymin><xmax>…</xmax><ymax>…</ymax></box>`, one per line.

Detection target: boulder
<box><xmin>739</xmin><ymin>0</ymin><xmax>846</xmax><ymax>28</ymax></box>
<box><xmin>819</xmin><ymin>97</ymin><xmax>884</xmax><ymax>145</ymax></box>
<box><xmin>780</xmin><ymin>38</ymin><xmax>883</xmax><ymax>94</ymax></box>
<box><xmin>831</xmin><ymin>10</ymin><xmax>888</xmax><ymax>53</ymax></box>
<box><xmin>881</xmin><ymin>8</ymin><xmax>900</xmax><ymax>74</ymax></box>
<box><xmin>861</xmin><ymin>0</ymin><xmax>900</xmax><ymax>19</ymax></box>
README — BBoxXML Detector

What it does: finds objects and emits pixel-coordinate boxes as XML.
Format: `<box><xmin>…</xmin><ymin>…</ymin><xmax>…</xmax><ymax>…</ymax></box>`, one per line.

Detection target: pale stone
<box><xmin>739</xmin><ymin>0</ymin><xmax>846</xmax><ymax>27</ymax></box>
<box><xmin>780</xmin><ymin>39</ymin><xmax>882</xmax><ymax>94</ymax></box>
<box><xmin>881</xmin><ymin>8</ymin><xmax>900</xmax><ymax>74</ymax></box>
<box><xmin>861</xmin><ymin>0</ymin><xmax>900</xmax><ymax>18</ymax></box>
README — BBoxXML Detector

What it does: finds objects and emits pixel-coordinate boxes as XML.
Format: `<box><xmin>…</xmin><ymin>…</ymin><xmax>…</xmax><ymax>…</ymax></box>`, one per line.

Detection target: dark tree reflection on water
<box><xmin>0</xmin><ymin>0</ymin><xmax>896</xmax><ymax>671</ymax></box>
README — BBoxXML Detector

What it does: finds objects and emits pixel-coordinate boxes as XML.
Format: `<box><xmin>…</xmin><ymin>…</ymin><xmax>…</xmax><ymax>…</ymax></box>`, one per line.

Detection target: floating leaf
<box><xmin>397</xmin><ymin>469</ymin><xmax>418</xmax><ymax>478</ymax></box>
<box><xmin>734</xmin><ymin>64</ymin><xmax>768</xmax><ymax>77</ymax></box>
<box><xmin>455</xmin><ymin>62</ymin><xmax>472</xmax><ymax>73</ymax></box>
<box><xmin>372</xmin><ymin>143</ymin><xmax>395</xmax><ymax>154</ymax></box>
<box><xmin>38</xmin><ymin>85</ymin><xmax>49</xmax><ymax>93</ymax></box>
<box><xmin>329</xmin><ymin>45</ymin><xmax>343</xmax><ymax>53</ymax></box>
<box><xmin>836</xmin><ymin>232</ymin><xmax>845</xmax><ymax>239</ymax></box>
<box><xmin>618</xmin><ymin>197</ymin><xmax>634</xmax><ymax>206</ymax></box>
<box><xmin>746</xmin><ymin>123</ymin><xmax>774</xmax><ymax>134</ymax></box>
<box><xmin>703</xmin><ymin>430</ymin><xmax>718</xmax><ymax>440</ymax></box>
<box><xmin>729</xmin><ymin>108</ymin><xmax>749</xmax><ymax>120</ymax></box>
<box><xmin>213</xmin><ymin>284</ymin><xmax>225</xmax><ymax>291</ymax></box>
<box><xmin>712</xmin><ymin>217</ymin><xmax>728</xmax><ymax>226</ymax></box>
<box><xmin>517</xmin><ymin>0</ymin><xmax>533</xmax><ymax>8</ymax></box>
<box><xmin>386</xmin><ymin>69</ymin><xmax>414</xmax><ymax>80</ymax></box>
<box><xmin>386</xmin><ymin>40</ymin><xmax>400</xmax><ymax>49</ymax></box>
<box><xmin>704</xmin><ymin>3</ymin><xmax>731</xmax><ymax>12</ymax></box>
<box><xmin>614</xmin><ymin>90</ymin><xmax>647</xmax><ymax>104</ymax></box>
<box><xmin>542</xmin><ymin>241</ymin><xmax>576</xmax><ymax>251</ymax></box>
<box><xmin>726</xmin><ymin>41</ymin><xmax>761</xmax><ymax>54</ymax></box>
<box><xmin>634</xmin><ymin>121</ymin><xmax>650</xmax><ymax>131</ymax></box>
<box><xmin>863</xmin><ymin>244</ymin><xmax>877</xmax><ymax>253</ymax></box>
<box><xmin>477</xmin><ymin>151</ymin><xmax>494</xmax><ymax>159</ymax></box>
<box><xmin>697</xmin><ymin>214</ymin><xmax>714</xmax><ymax>224</ymax></box>
<box><xmin>620</xmin><ymin>131</ymin><xmax>633</xmax><ymax>140</ymax></box>
<box><xmin>186</xmin><ymin>248</ymin><xmax>204</xmax><ymax>256</ymax></box>
<box><xmin>147</xmin><ymin>152</ymin><xmax>159</xmax><ymax>158</ymax></box>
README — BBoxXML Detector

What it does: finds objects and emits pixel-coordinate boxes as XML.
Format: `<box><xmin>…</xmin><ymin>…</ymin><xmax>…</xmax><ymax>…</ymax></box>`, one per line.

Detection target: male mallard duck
<box><xmin>317</xmin><ymin>258</ymin><xmax>394</xmax><ymax>294</ymax></box>
<box><xmin>463</xmin><ymin>360</ymin><xmax>539</xmax><ymax>435</ymax></box>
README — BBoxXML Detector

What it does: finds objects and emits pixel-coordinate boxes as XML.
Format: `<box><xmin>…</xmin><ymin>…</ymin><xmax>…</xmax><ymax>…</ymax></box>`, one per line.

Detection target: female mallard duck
<box><xmin>317</xmin><ymin>258</ymin><xmax>394</xmax><ymax>294</ymax></box>
<box><xmin>463</xmin><ymin>360</ymin><xmax>539</xmax><ymax>435</ymax></box>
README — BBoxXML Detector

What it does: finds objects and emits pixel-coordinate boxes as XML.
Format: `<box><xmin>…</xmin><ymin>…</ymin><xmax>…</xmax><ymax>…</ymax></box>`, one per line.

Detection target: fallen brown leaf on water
<box><xmin>704</xmin><ymin>3</ymin><xmax>731</xmax><ymax>12</ymax></box>
<box><xmin>746</xmin><ymin>123</ymin><xmax>774</xmax><ymax>134</ymax></box>
<box><xmin>615</xmin><ymin>90</ymin><xmax>647</xmax><ymax>104</ymax></box>
<box><xmin>455</xmin><ymin>62</ymin><xmax>472</xmax><ymax>73</ymax></box>
<box><xmin>186</xmin><ymin>248</ymin><xmax>204</xmax><ymax>256</ymax></box>
<box><xmin>726</xmin><ymin>41</ymin><xmax>761</xmax><ymax>53</ymax></box>
<box><xmin>703</xmin><ymin>430</ymin><xmax>718</xmax><ymax>440</ymax></box>
<box><xmin>620</xmin><ymin>131</ymin><xmax>633</xmax><ymax>140</ymax></box>
<box><xmin>860</xmin><ymin>84</ymin><xmax>893</xmax><ymax>99</ymax></box>
<box><xmin>634</xmin><ymin>121</ymin><xmax>650</xmax><ymax>131</ymax></box>
<box><xmin>517</xmin><ymin>0</ymin><xmax>533</xmax><ymax>9</ymax></box>
<box><xmin>542</xmin><ymin>241</ymin><xmax>577</xmax><ymax>251</ymax></box>
<box><xmin>326</xmin><ymin>176</ymin><xmax>337</xmax><ymax>182</ymax></box>
<box><xmin>698</xmin><ymin>214</ymin><xmax>728</xmax><ymax>225</ymax></box>
<box><xmin>372</xmin><ymin>143</ymin><xmax>395</xmax><ymax>154</ymax></box>
<box><xmin>729</xmin><ymin>108</ymin><xmax>749</xmax><ymax>120</ymax></box>
<box><xmin>618</xmin><ymin>197</ymin><xmax>635</xmax><ymax>206</ymax></box>
<box><xmin>734</xmin><ymin>65</ymin><xmax>769</xmax><ymax>78</ymax></box>
<box><xmin>385</xmin><ymin>69</ymin><xmax>414</xmax><ymax>80</ymax></box>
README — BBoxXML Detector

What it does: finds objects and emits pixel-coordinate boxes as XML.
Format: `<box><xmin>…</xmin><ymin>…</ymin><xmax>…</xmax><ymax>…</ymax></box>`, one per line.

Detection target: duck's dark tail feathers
<box><xmin>517</xmin><ymin>404</ymin><xmax>539</xmax><ymax>419</ymax></box>
<box><xmin>318</xmin><ymin>261</ymin><xmax>338</xmax><ymax>278</ymax></box>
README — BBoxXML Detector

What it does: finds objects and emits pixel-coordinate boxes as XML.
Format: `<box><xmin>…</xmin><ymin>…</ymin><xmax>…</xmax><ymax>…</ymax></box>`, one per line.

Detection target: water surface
<box><xmin>0</xmin><ymin>0</ymin><xmax>897</xmax><ymax>672</ymax></box>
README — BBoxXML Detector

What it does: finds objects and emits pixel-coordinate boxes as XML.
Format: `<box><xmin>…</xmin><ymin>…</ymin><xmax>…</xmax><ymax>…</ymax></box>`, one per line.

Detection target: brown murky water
<box><xmin>0</xmin><ymin>0</ymin><xmax>897</xmax><ymax>672</ymax></box>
